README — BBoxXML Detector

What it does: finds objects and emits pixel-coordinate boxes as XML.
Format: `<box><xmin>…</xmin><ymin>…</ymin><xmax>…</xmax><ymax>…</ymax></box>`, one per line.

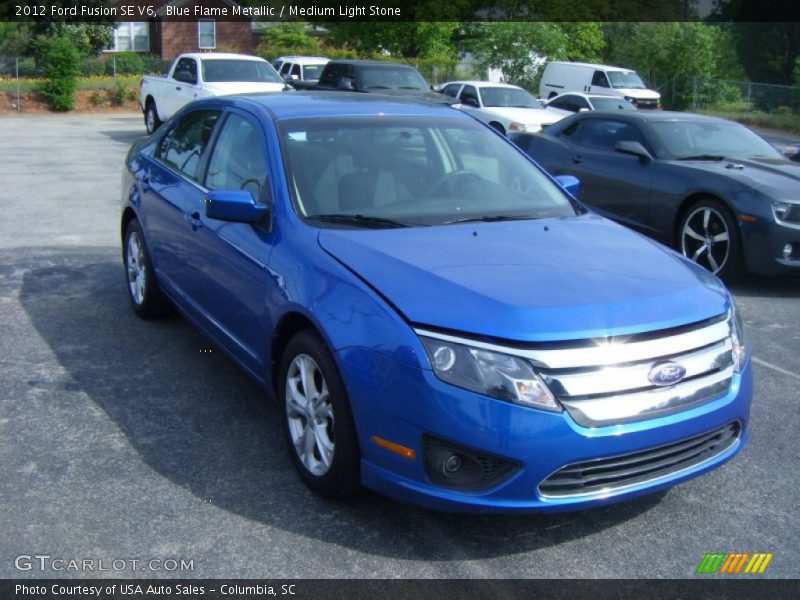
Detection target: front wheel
<box><xmin>679</xmin><ymin>199</ymin><xmax>743</xmax><ymax>282</ymax></box>
<box><xmin>279</xmin><ymin>330</ymin><xmax>361</xmax><ymax>497</ymax></box>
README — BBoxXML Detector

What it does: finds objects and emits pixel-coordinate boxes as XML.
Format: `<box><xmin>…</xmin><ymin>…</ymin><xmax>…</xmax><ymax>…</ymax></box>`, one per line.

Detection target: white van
<box><xmin>539</xmin><ymin>62</ymin><xmax>661</xmax><ymax>109</ymax></box>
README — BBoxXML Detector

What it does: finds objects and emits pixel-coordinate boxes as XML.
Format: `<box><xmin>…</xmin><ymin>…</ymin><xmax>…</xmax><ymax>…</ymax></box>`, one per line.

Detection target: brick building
<box><xmin>108</xmin><ymin>0</ymin><xmax>254</xmax><ymax>60</ymax></box>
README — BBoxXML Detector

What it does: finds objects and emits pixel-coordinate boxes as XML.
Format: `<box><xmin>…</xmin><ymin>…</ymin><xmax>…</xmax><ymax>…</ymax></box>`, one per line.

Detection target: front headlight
<box><xmin>728</xmin><ymin>299</ymin><xmax>747</xmax><ymax>373</ymax></box>
<box><xmin>508</xmin><ymin>122</ymin><xmax>541</xmax><ymax>133</ymax></box>
<box><xmin>419</xmin><ymin>336</ymin><xmax>560</xmax><ymax>411</ymax></box>
<box><xmin>772</xmin><ymin>201</ymin><xmax>800</xmax><ymax>224</ymax></box>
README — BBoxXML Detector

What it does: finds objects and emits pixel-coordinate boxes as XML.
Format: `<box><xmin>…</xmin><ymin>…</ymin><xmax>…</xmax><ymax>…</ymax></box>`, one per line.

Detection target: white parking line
<box><xmin>752</xmin><ymin>357</ymin><xmax>800</xmax><ymax>382</ymax></box>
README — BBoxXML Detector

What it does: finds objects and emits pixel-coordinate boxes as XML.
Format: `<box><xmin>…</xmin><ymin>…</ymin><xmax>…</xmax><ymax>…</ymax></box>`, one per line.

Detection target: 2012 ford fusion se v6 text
<box><xmin>120</xmin><ymin>93</ymin><xmax>751</xmax><ymax>513</ymax></box>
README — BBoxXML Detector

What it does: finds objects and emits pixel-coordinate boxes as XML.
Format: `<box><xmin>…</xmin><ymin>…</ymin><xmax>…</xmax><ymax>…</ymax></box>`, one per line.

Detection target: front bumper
<box><xmin>742</xmin><ymin>218</ymin><xmax>800</xmax><ymax>275</ymax></box>
<box><xmin>338</xmin><ymin>347</ymin><xmax>752</xmax><ymax>513</ymax></box>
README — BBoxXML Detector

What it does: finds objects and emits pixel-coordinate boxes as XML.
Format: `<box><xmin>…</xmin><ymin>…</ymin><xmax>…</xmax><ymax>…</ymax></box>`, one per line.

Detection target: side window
<box><xmin>578</xmin><ymin>119</ymin><xmax>645</xmax><ymax>151</ymax></box>
<box><xmin>173</xmin><ymin>57</ymin><xmax>197</xmax><ymax>82</ymax></box>
<box><xmin>291</xmin><ymin>63</ymin><xmax>301</xmax><ymax>78</ymax></box>
<box><xmin>591</xmin><ymin>70</ymin><xmax>610</xmax><ymax>88</ymax></box>
<box><xmin>319</xmin><ymin>64</ymin><xmax>339</xmax><ymax>87</ymax></box>
<box><xmin>205</xmin><ymin>114</ymin><xmax>269</xmax><ymax>202</ymax></box>
<box><xmin>573</xmin><ymin>97</ymin><xmax>590</xmax><ymax>111</ymax></box>
<box><xmin>557</xmin><ymin>121</ymin><xmax>584</xmax><ymax>143</ymax></box>
<box><xmin>460</xmin><ymin>85</ymin><xmax>480</xmax><ymax>106</ymax></box>
<box><xmin>157</xmin><ymin>110</ymin><xmax>220</xmax><ymax>180</ymax></box>
<box><xmin>550</xmin><ymin>96</ymin><xmax>571</xmax><ymax>111</ymax></box>
<box><xmin>442</xmin><ymin>83</ymin><xmax>461</xmax><ymax>98</ymax></box>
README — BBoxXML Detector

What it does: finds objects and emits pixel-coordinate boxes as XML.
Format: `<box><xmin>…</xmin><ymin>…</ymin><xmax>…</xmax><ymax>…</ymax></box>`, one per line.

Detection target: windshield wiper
<box><xmin>307</xmin><ymin>214</ymin><xmax>415</xmax><ymax>228</ymax></box>
<box><xmin>677</xmin><ymin>154</ymin><xmax>726</xmax><ymax>161</ymax></box>
<box><xmin>364</xmin><ymin>85</ymin><xmax>391</xmax><ymax>90</ymax></box>
<box><xmin>443</xmin><ymin>214</ymin><xmax>541</xmax><ymax>225</ymax></box>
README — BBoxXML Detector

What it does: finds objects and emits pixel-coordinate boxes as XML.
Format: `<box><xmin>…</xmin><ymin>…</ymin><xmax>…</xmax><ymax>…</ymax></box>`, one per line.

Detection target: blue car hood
<box><xmin>318</xmin><ymin>215</ymin><xmax>729</xmax><ymax>342</ymax></box>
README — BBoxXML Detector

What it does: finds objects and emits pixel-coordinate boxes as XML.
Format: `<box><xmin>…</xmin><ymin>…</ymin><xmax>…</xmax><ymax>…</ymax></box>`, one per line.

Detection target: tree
<box><xmin>35</xmin><ymin>35</ymin><xmax>80</xmax><ymax>111</ymax></box>
<box><xmin>326</xmin><ymin>22</ymin><xmax>460</xmax><ymax>59</ymax></box>
<box><xmin>464</xmin><ymin>23</ymin><xmax>605</xmax><ymax>90</ymax></box>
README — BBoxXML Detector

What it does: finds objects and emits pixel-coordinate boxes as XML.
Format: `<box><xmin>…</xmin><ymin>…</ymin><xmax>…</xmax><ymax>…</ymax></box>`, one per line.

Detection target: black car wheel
<box><xmin>679</xmin><ymin>199</ymin><xmax>743</xmax><ymax>281</ymax></box>
<box><xmin>279</xmin><ymin>330</ymin><xmax>361</xmax><ymax>497</ymax></box>
<box><xmin>123</xmin><ymin>220</ymin><xmax>172</xmax><ymax>318</ymax></box>
<box><xmin>489</xmin><ymin>121</ymin><xmax>506</xmax><ymax>135</ymax></box>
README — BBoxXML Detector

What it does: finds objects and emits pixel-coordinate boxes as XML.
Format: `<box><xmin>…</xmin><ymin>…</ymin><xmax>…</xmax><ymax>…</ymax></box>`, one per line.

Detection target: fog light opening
<box><xmin>423</xmin><ymin>436</ymin><xmax>519</xmax><ymax>492</ymax></box>
<box><xmin>783</xmin><ymin>243</ymin><xmax>793</xmax><ymax>260</ymax></box>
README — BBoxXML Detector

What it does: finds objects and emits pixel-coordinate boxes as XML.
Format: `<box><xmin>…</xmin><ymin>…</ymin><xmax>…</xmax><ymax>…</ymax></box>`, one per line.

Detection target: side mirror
<box><xmin>337</xmin><ymin>77</ymin><xmax>355</xmax><ymax>91</ymax></box>
<box><xmin>578</xmin><ymin>107</ymin><xmax>590</xmax><ymax>112</ymax></box>
<box><xmin>615</xmin><ymin>140</ymin><xmax>653</xmax><ymax>162</ymax></box>
<box><xmin>205</xmin><ymin>190</ymin><xmax>267</xmax><ymax>223</ymax></box>
<box><xmin>555</xmin><ymin>175</ymin><xmax>580</xmax><ymax>198</ymax></box>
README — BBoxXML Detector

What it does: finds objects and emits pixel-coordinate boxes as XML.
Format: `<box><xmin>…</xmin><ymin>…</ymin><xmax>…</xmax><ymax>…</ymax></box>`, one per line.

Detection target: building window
<box><xmin>110</xmin><ymin>22</ymin><xmax>149</xmax><ymax>52</ymax></box>
<box><xmin>198</xmin><ymin>20</ymin><xmax>216</xmax><ymax>49</ymax></box>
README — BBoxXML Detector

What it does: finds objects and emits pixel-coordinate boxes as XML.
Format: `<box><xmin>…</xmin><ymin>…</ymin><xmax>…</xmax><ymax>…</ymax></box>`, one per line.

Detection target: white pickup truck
<box><xmin>139</xmin><ymin>53</ymin><xmax>285</xmax><ymax>133</ymax></box>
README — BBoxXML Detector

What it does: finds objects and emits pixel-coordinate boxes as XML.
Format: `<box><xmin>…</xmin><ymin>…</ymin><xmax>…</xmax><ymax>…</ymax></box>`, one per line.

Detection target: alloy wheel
<box><xmin>681</xmin><ymin>206</ymin><xmax>730</xmax><ymax>275</ymax></box>
<box><xmin>285</xmin><ymin>354</ymin><xmax>335</xmax><ymax>476</ymax></box>
<box><xmin>126</xmin><ymin>231</ymin><xmax>146</xmax><ymax>306</ymax></box>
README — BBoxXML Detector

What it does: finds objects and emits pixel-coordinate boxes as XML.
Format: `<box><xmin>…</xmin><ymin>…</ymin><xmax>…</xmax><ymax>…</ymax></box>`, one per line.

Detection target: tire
<box><xmin>144</xmin><ymin>100</ymin><xmax>161</xmax><ymax>134</ymax></box>
<box><xmin>123</xmin><ymin>220</ymin><xmax>172</xmax><ymax>318</ymax></box>
<box><xmin>489</xmin><ymin>121</ymin><xmax>506</xmax><ymax>135</ymax></box>
<box><xmin>279</xmin><ymin>330</ymin><xmax>361</xmax><ymax>497</ymax></box>
<box><xmin>678</xmin><ymin>199</ymin><xmax>744</xmax><ymax>282</ymax></box>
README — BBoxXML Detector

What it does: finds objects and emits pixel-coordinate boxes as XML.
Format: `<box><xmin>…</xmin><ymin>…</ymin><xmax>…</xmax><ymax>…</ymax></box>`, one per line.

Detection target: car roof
<box><xmin>554</xmin><ymin>92</ymin><xmax>626</xmax><ymax>100</ymax></box>
<box><xmin>546</xmin><ymin>61</ymin><xmax>637</xmax><ymax>73</ymax></box>
<box><xmin>570</xmin><ymin>110</ymin><xmax>735</xmax><ymax>126</ymax></box>
<box><xmin>276</xmin><ymin>56</ymin><xmax>330</xmax><ymax>64</ymax></box>
<box><xmin>213</xmin><ymin>92</ymin><xmax>470</xmax><ymax>121</ymax></box>
<box><xmin>182</xmin><ymin>53</ymin><xmax>266</xmax><ymax>62</ymax></box>
<box><xmin>442</xmin><ymin>81</ymin><xmax>523</xmax><ymax>90</ymax></box>
<box><xmin>327</xmin><ymin>59</ymin><xmax>417</xmax><ymax>68</ymax></box>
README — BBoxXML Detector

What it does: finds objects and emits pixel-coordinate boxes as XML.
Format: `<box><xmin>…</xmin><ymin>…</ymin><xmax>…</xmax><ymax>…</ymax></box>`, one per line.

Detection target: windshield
<box><xmin>650</xmin><ymin>121</ymin><xmax>784</xmax><ymax>160</ymax></box>
<box><xmin>359</xmin><ymin>66</ymin><xmax>428</xmax><ymax>90</ymax></box>
<box><xmin>202</xmin><ymin>59</ymin><xmax>283</xmax><ymax>83</ymax></box>
<box><xmin>591</xmin><ymin>96</ymin><xmax>636</xmax><ymax>110</ymax></box>
<box><xmin>607</xmin><ymin>71</ymin><xmax>646</xmax><ymax>90</ymax></box>
<box><xmin>279</xmin><ymin>116</ymin><xmax>578</xmax><ymax>228</ymax></box>
<box><xmin>479</xmin><ymin>87</ymin><xmax>544</xmax><ymax>109</ymax></box>
<box><xmin>302</xmin><ymin>64</ymin><xmax>326</xmax><ymax>81</ymax></box>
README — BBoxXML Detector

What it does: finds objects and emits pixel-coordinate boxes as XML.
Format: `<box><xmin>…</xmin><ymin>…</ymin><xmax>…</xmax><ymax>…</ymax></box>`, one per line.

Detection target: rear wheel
<box><xmin>144</xmin><ymin>100</ymin><xmax>161</xmax><ymax>134</ymax></box>
<box><xmin>123</xmin><ymin>220</ymin><xmax>172</xmax><ymax>318</ymax></box>
<box><xmin>679</xmin><ymin>199</ymin><xmax>743</xmax><ymax>282</ymax></box>
<box><xmin>279</xmin><ymin>330</ymin><xmax>361</xmax><ymax>497</ymax></box>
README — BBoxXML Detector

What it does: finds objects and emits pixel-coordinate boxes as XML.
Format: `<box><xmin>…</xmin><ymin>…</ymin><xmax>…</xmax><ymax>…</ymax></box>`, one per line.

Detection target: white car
<box><xmin>544</xmin><ymin>92</ymin><xmax>637</xmax><ymax>117</ymax></box>
<box><xmin>273</xmin><ymin>55</ymin><xmax>330</xmax><ymax>86</ymax></box>
<box><xmin>438</xmin><ymin>81</ymin><xmax>565</xmax><ymax>135</ymax></box>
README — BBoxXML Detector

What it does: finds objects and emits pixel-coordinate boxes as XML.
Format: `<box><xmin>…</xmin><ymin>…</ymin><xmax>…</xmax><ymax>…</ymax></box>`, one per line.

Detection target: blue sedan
<box><xmin>121</xmin><ymin>93</ymin><xmax>751</xmax><ymax>512</ymax></box>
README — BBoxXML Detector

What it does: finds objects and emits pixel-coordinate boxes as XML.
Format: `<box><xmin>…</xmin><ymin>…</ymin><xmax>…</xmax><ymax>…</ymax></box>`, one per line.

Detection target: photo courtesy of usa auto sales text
<box><xmin>15</xmin><ymin>584</ymin><xmax>298</xmax><ymax>596</ymax></box>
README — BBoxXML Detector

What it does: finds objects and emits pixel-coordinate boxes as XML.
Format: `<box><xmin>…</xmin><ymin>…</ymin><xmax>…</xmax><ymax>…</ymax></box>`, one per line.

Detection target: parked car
<box><xmin>139</xmin><ymin>53</ymin><xmax>285</xmax><ymax>134</ymax></box>
<box><xmin>311</xmin><ymin>60</ymin><xmax>447</xmax><ymax>102</ymax></box>
<box><xmin>782</xmin><ymin>144</ymin><xmax>800</xmax><ymax>162</ymax></box>
<box><xmin>539</xmin><ymin>61</ymin><xmax>661</xmax><ymax>109</ymax></box>
<box><xmin>121</xmin><ymin>92</ymin><xmax>750</xmax><ymax>513</ymax></box>
<box><xmin>511</xmin><ymin>111</ymin><xmax>800</xmax><ymax>280</ymax></box>
<box><xmin>437</xmin><ymin>80</ymin><xmax>565</xmax><ymax>135</ymax></box>
<box><xmin>273</xmin><ymin>55</ymin><xmax>330</xmax><ymax>89</ymax></box>
<box><xmin>544</xmin><ymin>92</ymin><xmax>636</xmax><ymax>115</ymax></box>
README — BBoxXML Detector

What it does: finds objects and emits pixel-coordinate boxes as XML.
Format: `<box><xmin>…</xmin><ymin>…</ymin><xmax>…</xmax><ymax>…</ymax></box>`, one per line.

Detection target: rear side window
<box><xmin>157</xmin><ymin>110</ymin><xmax>220</xmax><ymax>181</ymax></box>
<box><xmin>319</xmin><ymin>64</ymin><xmax>340</xmax><ymax>87</ymax></box>
<box><xmin>442</xmin><ymin>83</ymin><xmax>462</xmax><ymax>98</ymax></box>
<box><xmin>460</xmin><ymin>85</ymin><xmax>480</xmax><ymax>106</ymax></box>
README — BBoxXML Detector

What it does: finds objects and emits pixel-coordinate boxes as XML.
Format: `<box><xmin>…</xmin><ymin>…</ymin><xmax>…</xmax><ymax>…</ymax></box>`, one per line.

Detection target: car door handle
<box><xmin>187</xmin><ymin>212</ymin><xmax>203</xmax><ymax>230</ymax></box>
<box><xmin>175</xmin><ymin>86</ymin><xmax>181</xmax><ymax>91</ymax></box>
<box><xmin>571</xmin><ymin>155</ymin><xmax>583</xmax><ymax>164</ymax></box>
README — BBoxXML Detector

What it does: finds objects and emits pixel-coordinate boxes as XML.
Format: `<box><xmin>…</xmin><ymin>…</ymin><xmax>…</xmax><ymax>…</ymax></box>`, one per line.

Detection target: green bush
<box><xmin>89</xmin><ymin>91</ymin><xmax>104</xmax><ymax>105</ymax></box>
<box><xmin>107</xmin><ymin>83</ymin><xmax>128</xmax><ymax>106</ymax></box>
<box><xmin>16</xmin><ymin>58</ymin><xmax>38</xmax><ymax>77</ymax></box>
<box><xmin>79</xmin><ymin>57</ymin><xmax>106</xmax><ymax>77</ymax></box>
<box><xmin>35</xmin><ymin>36</ymin><xmax>80</xmax><ymax>111</ymax></box>
<box><xmin>107</xmin><ymin>51</ymin><xmax>144</xmax><ymax>75</ymax></box>
<box><xmin>140</xmin><ymin>54</ymin><xmax>170</xmax><ymax>75</ymax></box>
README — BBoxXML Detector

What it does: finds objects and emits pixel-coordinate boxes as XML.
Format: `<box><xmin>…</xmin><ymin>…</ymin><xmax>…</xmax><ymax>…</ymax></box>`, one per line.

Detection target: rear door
<box><xmin>141</xmin><ymin>108</ymin><xmax>222</xmax><ymax>297</ymax></box>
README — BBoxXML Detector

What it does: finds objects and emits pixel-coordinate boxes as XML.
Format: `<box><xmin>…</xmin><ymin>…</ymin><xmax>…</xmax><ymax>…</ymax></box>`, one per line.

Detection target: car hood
<box><xmin>673</xmin><ymin>155</ymin><xmax>800</xmax><ymax>197</ymax></box>
<box><xmin>615</xmin><ymin>88</ymin><xmax>660</xmax><ymax>100</ymax></box>
<box><xmin>481</xmin><ymin>106</ymin><xmax>564</xmax><ymax>126</ymax></box>
<box><xmin>317</xmin><ymin>215</ymin><xmax>728</xmax><ymax>342</ymax></box>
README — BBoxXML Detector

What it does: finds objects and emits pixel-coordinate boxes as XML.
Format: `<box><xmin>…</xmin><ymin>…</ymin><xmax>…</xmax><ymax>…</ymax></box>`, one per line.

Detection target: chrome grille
<box><xmin>538</xmin><ymin>422</ymin><xmax>741</xmax><ymax>498</ymax></box>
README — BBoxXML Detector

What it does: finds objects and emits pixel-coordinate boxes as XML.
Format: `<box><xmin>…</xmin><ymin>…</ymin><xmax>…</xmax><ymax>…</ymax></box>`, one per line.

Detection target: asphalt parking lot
<box><xmin>0</xmin><ymin>114</ymin><xmax>798</xmax><ymax>579</ymax></box>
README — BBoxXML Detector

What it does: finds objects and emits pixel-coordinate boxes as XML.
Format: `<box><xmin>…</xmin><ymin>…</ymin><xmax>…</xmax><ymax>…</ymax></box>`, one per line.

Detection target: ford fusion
<box><xmin>121</xmin><ymin>93</ymin><xmax>751</xmax><ymax>512</ymax></box>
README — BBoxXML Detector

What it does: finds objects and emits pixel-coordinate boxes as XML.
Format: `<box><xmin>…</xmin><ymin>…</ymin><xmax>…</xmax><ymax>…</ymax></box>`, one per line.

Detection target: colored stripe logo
<box><xmin>696</xmin><ymin>552</ymin><xmax>773</xmax><ymax>574</ymax></box>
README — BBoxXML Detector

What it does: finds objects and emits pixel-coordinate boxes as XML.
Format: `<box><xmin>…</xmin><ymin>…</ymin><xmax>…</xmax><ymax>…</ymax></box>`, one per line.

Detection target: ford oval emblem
<box><xmin>648</xmin><ymin>362</ymin><xmax>686</xmax><ymax>387</ymax></box>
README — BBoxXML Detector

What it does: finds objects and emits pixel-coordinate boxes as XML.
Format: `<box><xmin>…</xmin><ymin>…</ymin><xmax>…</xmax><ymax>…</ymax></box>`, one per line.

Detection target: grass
<box><xmin>695</xmin><ymin>102</ymin><xmax>800</xmax><ymax>133</ymax></box>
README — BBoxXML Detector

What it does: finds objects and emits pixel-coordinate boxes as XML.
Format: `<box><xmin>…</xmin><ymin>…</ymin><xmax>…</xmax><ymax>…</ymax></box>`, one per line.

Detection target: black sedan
<box><xmin>512</xmin><ymin>111</ymin><xmax>800</xmax><ymax>280</ymax></box>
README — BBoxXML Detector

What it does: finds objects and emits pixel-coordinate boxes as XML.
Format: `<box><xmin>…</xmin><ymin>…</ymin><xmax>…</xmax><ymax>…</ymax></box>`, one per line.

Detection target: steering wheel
<box><xmin>426</xmin><ymin>170</ymin><xmax>481</xmax><ymax>197</ymax></box>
